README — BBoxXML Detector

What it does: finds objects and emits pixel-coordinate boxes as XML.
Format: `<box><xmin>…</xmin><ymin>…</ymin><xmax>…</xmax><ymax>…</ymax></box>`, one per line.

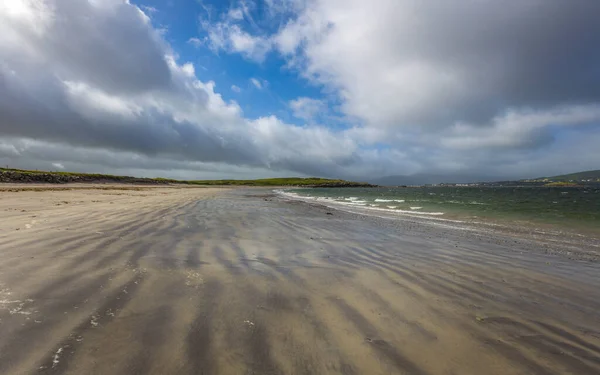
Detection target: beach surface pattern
<box><xmin>0</xmin><ymin>185</ymin><xmax>599</xmax><ymax>375</ymax></box>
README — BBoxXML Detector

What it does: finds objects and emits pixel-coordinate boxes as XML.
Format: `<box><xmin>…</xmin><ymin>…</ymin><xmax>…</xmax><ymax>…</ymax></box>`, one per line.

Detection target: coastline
<box><xmin>0</xmin><ymin>185</ymin><xmax>598</xmax><ymax>374</ymax></box>
<box><xmin>277</xmin><ymin>188</ymin><xmax>600</xmax><ymax>262</ymax></box>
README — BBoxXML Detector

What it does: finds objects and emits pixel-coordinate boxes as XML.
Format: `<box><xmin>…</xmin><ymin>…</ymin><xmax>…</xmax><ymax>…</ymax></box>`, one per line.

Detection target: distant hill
<box><xmin>372</xmin><ymin>170</ymin><xmax>600</xmax><ymax>186</ymax></box>
<box><xmin>538</xmin><ymin>170</ymin><xmax>600</xmax><ymax>182</ymax></box>
<box><xmin>371</xmin><ymin>173</ymin><xmax>499</xmax><ymax>186</ymax></box>
<box><xmin>0</xmin><ymin>168</ymin><xmax>373</xmax><ymax>187</ymax></box>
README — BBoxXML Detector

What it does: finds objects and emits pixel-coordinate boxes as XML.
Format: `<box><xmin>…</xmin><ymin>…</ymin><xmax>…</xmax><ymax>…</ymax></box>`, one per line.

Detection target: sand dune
<box><xmin>0</xmin><ymin>186</ymin><xmax>598</xmax><ymax>374</ymax></box>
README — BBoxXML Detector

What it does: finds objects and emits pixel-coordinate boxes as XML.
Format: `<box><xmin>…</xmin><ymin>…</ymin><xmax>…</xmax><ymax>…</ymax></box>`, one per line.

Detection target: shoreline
<box><xmin>276</xmin><ymin>188</ymin><xmax>600</xmax><ymax>262</ymax></box>
<box><xmin>0</xmin><ymin>185</ymin><xmax>598</xmax><ymax>374</ymax></box>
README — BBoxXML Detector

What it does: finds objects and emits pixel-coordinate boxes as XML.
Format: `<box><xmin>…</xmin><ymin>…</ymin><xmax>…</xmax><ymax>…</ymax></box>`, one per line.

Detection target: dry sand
<box><xmin>0</xmin><ymin>185</ymin><xmax>598</xmax><ymax>375</ymax></box>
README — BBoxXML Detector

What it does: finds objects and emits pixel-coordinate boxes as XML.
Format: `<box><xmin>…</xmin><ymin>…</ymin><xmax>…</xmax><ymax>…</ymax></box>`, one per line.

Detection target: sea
<box><xmin>279</xmin><ymin>186</ymin><xmax>600</xmax><ymax>234</ymax></box>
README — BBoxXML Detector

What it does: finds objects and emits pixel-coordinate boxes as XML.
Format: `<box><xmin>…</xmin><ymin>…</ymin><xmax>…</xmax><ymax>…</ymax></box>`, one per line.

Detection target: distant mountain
<box><xmin>371</xmin><ymin>173</ymin><xmax>500</xmax><ymax>186</ymax></box>
<box><xmin>372</xmin><ymin>169</ymin><xmax>600</xmax><ymax>186</ymax></box>
<box><xmin>531</xmin><ymin>170</ymin><xmax>600</xmax><ymax>182</ymax></box>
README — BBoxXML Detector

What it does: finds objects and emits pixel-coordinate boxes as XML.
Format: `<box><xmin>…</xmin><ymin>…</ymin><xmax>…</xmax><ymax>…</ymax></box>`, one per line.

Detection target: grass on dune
<box><xmin>0</xmin><ymin>168</ymin><xmax>372</xmax><ymax>187</ymax></box>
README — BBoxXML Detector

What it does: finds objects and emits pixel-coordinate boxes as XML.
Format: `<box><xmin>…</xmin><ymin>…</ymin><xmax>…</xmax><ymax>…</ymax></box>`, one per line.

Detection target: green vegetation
<box><xmin>544</xmin><ymin>170</ymin><xmax>600</xmax><ymax>182</ymax></box>
<box><xmin>0</xmin><ymin>168</ymin><xmax>178</xmax><ymax>184</ymax></box>
<box><xmin>521</xmin><ymin>169</ymin><xmax>600</xmax><ymax>186</ymax></box>
<box><xmin>544</xmin><ymin>181</ymin><xmax>580</xmax><ymax>187</ymax></box>
<box><xmin>0</xmin><ymin>168</ymin><xmax>373</xmax><ymax>187</ymax></box>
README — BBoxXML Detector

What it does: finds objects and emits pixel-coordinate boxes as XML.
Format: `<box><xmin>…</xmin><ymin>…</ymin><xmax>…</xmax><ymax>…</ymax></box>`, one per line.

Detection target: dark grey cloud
<box><xmin>271</xmin><ymin>0</ymin><xmax>600</xmax><ymax>129</ymax></box>
<box><xmin>0</xmin><ymin>74</ymin><xmax>256</xmax><ymax>164</ymax></box>
<box><xmin>420</xmin><ymin>0</ymin><xmax>600</xmax><ymax>123</ymax></box>
<box><xmin>0</xmin><ymin>0</ymin><xmax>599</xmax><ymax>181</ymax></box>
<box><xmin>0</xmin><ymin>137</ymin><xmax>297</xmax><ymax>179</ymax></box>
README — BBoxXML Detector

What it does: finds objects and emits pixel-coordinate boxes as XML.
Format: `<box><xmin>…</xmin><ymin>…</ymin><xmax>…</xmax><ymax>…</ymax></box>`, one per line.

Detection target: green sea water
<box><xmin>285</xmin><ymin>186</ymin><xmax>600</xmax><ymax>233</ymax></box>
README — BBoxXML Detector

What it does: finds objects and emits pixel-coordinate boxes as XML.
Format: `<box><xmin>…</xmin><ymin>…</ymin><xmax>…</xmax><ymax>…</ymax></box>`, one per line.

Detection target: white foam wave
<box><xmin>275</xmin><ymin>190</ymin><xmax>445</xmax><ymax>217</ymax></box>
<box><xmin>349</xmin><ymin>200</ymin><xmax>367</xmax><ymax>204</ymax></box>
<box><xmin>364</xmin><ymin>206</ymin><xmax>444</xmax><ymax>216</ymax></box>
<box><xmin>410</xmin><ymin>207</ymin><xmax>422</xmax><ymax>210</ymax></box>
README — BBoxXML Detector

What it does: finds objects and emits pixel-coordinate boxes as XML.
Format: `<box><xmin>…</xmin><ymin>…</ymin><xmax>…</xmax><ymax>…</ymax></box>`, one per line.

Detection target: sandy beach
<box><xmin>0</xmin><ymin>185</ymin><xmax>599</xmax><ymax>375</ymax></box>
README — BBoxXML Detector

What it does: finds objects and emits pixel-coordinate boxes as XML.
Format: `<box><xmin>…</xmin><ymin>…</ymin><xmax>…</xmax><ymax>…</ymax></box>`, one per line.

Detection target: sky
<box><xmin>1</xmin><ymin>0</ymin><xmax>599</xmax><ymax>181</ymax></box>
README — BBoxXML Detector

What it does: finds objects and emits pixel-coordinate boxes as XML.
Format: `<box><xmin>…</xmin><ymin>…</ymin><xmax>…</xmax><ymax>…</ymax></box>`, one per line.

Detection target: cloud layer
<box><xmin>0</xmin><ymin>0</ymin><xmax>369</xmax><ymax>178</ymax></box>
<box><xmin>272</xmin><ymin>0</ymin><xmax>600</xmax><ymax>128</ymax></box>
<box><xmin>1</xmin><ymin>0</ymin><xmax>599</xmax><ymax>180</ymax></box>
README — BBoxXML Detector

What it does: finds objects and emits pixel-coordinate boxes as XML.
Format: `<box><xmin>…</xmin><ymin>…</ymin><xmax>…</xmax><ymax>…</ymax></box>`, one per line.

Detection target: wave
<box><xmin>447</xmin><ymin>200</ymin><xmax>488</xmax><ymax>205</ymax></box>
<box><xmin>276</xmin><ymin>190</ymin><xmax>444</xmax><ymax>217</ymax></box>
<box><xmin>366</xmin><ymin>206</ymin><xmax>444</xmax><ymax>216</ymax></box>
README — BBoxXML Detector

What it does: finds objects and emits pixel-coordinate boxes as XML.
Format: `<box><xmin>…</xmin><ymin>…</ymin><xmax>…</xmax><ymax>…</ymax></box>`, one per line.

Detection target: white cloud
<box><xmin>231</xmin><ymin>85</ymin><xmax>241</xmax><ymax>93</ymax></box>
<box><xmin>289</xmin><ymin>97</ymin><xmax>324</xmax><ymax>121</ymax></box>
<box><xmin>140</xmin><ymin>5</ymin><xmax>157</xmax><ymax>14</ymax></box>
<box><xmin>229</xmin><ymin>26</ymin><xmax>272</xmax><ymax>61</ymax></box>
<box><xmin>250</xmin><ymin>78</ymin><xmax>263</xmax><ymax>89</ymax></box>
<box><xmin>51</xmin><ymin>162</ymin><xmax>65</xmax><ymax>170</ymax></box>
<box><xmin>264</xmin><ymin>0</ymin><xmax>305</xmax><ymax>16</ymax></box>
<box><xmin>249</xmin><ymin>115</ymin><xmax>359</xmax><ymax>171</ymax></box>
<box><xmin>441</xmin><ymin>105</ymin><xmax>600</xmax><ymax>151</ymax></box>
<box><xmin>187</xmin><ymin>37</ymin><xmax>202</xmax><ymax>47</ymax></box>
<box><xmin>201</xmin><ymin>7</ymin><xmax>273</xmax><ymax>62</ymax></box>
<box><xmin>63</xmin><ymin>80</ymin><xmax>142</xmax><ymax>120</ymax></box>
<box><xmin>180</xmin><ymin>62</ymin><xmax>195</xmax><ymax>77</ymax></box>
<box><xmin>228</xmin><ymin>7</ymin><xmax>244</xmax><ymax>21</ymax></box>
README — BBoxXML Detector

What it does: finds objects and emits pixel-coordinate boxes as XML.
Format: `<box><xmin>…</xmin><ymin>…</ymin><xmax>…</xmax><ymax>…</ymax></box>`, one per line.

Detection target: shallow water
<box><xmin>286</xmin><ymin>186</ymin><xmax>600</xmax><ymax>232</ymax></box>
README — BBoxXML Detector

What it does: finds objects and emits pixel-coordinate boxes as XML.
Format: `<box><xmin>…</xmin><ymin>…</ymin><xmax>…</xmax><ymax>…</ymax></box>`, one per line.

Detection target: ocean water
<box><xmin>282</xmin><ymin>186</ymin><xmax>600</xmax><ymax>232</ymax></box>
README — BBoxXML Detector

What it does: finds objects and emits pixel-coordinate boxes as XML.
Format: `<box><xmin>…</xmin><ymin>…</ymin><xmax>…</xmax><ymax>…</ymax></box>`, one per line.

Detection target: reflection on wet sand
<box><xmin>0</xmin><ymin>186</ymin><xmax>598</xmax><ymax>374</ymax></box>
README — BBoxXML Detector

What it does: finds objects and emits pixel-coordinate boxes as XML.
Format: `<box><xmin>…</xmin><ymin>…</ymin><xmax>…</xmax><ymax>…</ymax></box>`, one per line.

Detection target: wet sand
<box><xmin>0</xmin><ymin>185</ymin><xmax>599</xmax><ymax>375</ymax></box>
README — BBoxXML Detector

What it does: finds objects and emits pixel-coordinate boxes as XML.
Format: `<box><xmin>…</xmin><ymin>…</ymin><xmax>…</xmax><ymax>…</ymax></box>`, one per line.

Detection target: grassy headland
<box><xmin>522</xmin><ymin>169</ymin><xmax>600</xmax><ymax>186</ymax></box>
<box><xmin>0</xmin><ymin>168</ymin><xmax>374</xmax><ymax>187</ymax></box>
